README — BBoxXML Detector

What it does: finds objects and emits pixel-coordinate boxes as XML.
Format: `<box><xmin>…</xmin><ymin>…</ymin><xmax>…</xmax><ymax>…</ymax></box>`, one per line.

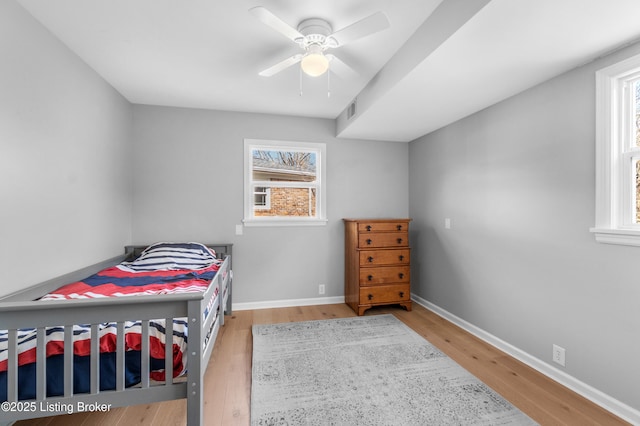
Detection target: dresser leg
<box><xmin>399</xmin><ymin>302</ymin><xmax>412</xmax><ymax>312</ymax></box>
<box><xmin>357</xmin><ymin>306</ymin><xmax>370</xmax><ymax>316</ymax></box>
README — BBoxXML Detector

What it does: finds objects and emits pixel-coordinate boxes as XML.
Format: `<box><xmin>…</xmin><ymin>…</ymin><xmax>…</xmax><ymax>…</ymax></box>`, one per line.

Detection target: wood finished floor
<box><xmin>16</xmin><ymin>303</ymin><xmax>630</xmax><ymax>425</ymax></box>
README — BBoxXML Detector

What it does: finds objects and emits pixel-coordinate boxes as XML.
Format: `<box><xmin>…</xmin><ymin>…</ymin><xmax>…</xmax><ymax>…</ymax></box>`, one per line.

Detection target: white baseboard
<box><xmin>233</xmin><ymin>295</ymin><xmax>345</xmax><ymax>311</ymax></box>
<box><xmin>410</xmin><ymin>294</ymin><xmax>640</xmax><ymax>425</ymax></box>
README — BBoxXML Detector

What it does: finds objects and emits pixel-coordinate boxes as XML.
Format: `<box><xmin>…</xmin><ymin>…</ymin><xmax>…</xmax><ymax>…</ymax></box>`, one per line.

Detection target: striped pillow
<box><xmin>121</xmin><ymin>242</ymin><xmax>217</xmax><ymax>272</ymax></box>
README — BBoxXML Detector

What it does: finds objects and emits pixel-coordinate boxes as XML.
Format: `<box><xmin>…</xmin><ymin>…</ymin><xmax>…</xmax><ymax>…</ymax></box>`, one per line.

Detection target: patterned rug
<box><xmin>251</xmin><ymin>314</ymin><xmax>538</xmax><ymax>425</ymax></box>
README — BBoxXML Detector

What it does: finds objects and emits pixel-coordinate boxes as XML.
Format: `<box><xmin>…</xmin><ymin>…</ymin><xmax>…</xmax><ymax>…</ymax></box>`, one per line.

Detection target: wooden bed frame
<box><xmin>0</xmin><ymin>243</ymin><xmax>232</xmax><ymax>425</ymax></box>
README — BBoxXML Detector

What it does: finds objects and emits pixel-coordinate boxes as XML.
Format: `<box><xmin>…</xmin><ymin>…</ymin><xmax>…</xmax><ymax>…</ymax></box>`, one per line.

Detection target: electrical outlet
<box><xmin>552</xmin><ymin>344</ymin><xmax>565</xmax><ymax>367</ymax></box>
<box><xmin>318</xmin><ymin>284</ymin><xmax>325</xmax><ymax>295</ymax></box>
<box><xmin>445</xmin><ymin>218</ymin><xmax>451</xmax><ymax>229</ymax></box>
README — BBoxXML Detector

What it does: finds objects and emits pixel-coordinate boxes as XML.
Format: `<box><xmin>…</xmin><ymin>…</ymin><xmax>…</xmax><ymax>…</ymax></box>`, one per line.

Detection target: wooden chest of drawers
<box><xmin>343</xmin><ymin>218</ymin><xmax>412</xmax><ymax>316</ymax></box>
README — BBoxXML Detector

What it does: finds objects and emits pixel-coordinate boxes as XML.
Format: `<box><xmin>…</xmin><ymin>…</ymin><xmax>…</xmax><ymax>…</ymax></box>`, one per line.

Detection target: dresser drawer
<box><xmin>358</xmin><ymin>221</ymin><xmax>409</xmax><ymax>233</ymax></box>
<box><xmin>359</xmin><ymin>249</ymin><xmax>410</xmax><ymax>266</ymax></box>
<box><xmin>359</xmin><ymin>284</ymin><xmax>410</xmax><ymax>304</ymax></box>
<box><xmin>359</xmin><ymin>266</ymin><xmax>410</xmax><ymax>285</ymax></box>
<box><xmin>358</xmin><ymin>232</ymin><xmax>408</xmax><ymax>248</ymax></box>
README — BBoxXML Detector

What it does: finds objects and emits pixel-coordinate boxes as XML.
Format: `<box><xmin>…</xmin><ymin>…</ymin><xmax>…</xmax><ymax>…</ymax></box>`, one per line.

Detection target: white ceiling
<box><xmin>17</xmin><ymin>0</ymin><xmax>640</xmax><ymax>142</ymax></box>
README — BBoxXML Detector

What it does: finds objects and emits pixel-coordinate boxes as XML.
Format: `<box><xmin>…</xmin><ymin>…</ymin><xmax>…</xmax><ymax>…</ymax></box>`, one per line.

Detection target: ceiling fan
<box><xmin>249</xmin><ymin>6</ymin><xmax>390</xmax><ymax>79</ymax></box>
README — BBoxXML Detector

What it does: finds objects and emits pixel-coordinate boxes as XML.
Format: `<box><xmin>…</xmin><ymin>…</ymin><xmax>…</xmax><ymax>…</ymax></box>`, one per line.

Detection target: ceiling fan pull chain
<box><xmin>299</xmin><ymin>66</ymin><xmax>303</xmax><ymax>96</ymax></box>
<box><xmin>327</xmin><ymin>69</ymin><xmax>331</xmax><ymax>98</ymax></box>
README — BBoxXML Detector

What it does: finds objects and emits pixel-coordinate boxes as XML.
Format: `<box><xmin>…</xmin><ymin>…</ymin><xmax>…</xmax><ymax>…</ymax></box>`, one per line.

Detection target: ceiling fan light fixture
<box><xmin>300</xmin><ymin>44</ymin><xmax>329</xmax><ymax>77</ymax></box>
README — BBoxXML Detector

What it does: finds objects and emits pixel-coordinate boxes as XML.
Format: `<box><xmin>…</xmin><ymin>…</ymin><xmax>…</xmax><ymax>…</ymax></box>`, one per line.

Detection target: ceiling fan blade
<box><xmin>326</xmin><ymin>54</ymin><xmax>358</xmax><ymax>79</ymax></box>
<box><xmin>249</xmin><ymin>6</ymin><xmax>304</xmax><ymax>42</ymax></box>
<box><xmin>327</xmin><ymin>11</ymin><xmax>390</xmax><ymax>47</ymax></box>
<box><xmin>259</xmin><ymin>54</ymin><xmax>303</xmax><ymax>77</ymax></box>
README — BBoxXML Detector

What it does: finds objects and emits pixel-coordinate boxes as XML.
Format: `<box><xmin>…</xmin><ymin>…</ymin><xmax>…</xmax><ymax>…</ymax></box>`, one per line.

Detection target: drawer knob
<box><xmin>366</xmin><ymin>239</ymin><xmax>372</xmax><ymax>245</ymax></box>
<box><xmin>367</xmin><ymin>256</ymin><xmax>374</xmax><ymax>263</ymax></box>
<box><xmin>366</xmin><ymin>225</ymin><xmax>372</xmax><ymax>231</ymax></box>
<box><xmin>397</xmin><ymin>238</ymin><xmax>403</xmax><ymax>244</ymax></box>
<box><xmin>397</xmin><ymin>225</ymin><xmax>402</xmax><ymax>230</ymax></box>
<box><xmin>367</xmin><ymin>275</ymin><xmax>373</xmax><ymax>281</ymax></box>
<box><xmin>399</xmin><ymin>291</ymin><xmax>404</xmax><ymax>298</ymax></box>
<box><xmin>368</xmin><ymin>294</ymin><xmax>373</xmax><ymax>300</ymax></box>
<box><xmin>399</xmin><ymin>273</ymin><xmax>404</xmax><ymax>279</ymax></box>
<box><xmin>399</xmin><ymin>255</ymin><xmax>404</xmax><ymax>261</ymax></box>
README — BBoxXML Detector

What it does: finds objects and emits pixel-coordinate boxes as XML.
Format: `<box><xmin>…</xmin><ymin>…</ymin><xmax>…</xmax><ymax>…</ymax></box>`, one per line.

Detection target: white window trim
<box><xmin>591</xmin><ymin>53</ymin><xmax>640</xmax><ymax>246</ymax></box>
<box><xmin>243</xmin><ymin>138</ymin><xmax>327</xmax><ymax>227</ymax></box>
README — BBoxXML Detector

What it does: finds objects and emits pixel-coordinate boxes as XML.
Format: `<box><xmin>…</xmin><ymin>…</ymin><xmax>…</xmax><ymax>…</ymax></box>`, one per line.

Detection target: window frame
<box><xmin>591</xmin><ymin>53</ymin><xmax>640</xmax><ymax>246</ymax></box>
<box><xmin>243</xmin><ymin>138</ymin><xmax>327</xmax><ymax>227</ymax></box>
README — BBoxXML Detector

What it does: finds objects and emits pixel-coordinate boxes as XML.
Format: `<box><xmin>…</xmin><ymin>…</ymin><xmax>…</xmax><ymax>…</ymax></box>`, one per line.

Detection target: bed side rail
<box><xmin>199</xmin><ymin>254</ymin><xmax>231</xmax><ymax>360</ymax></box>
<box><xmin>0</xmin><ymin>292</ymin><xmax>202</xmax><ymax>421</ymax></box>
<box><xmin>182</xmin><ymin>253</ymin><xmax>230</xmax><ymax>426</ymax></box>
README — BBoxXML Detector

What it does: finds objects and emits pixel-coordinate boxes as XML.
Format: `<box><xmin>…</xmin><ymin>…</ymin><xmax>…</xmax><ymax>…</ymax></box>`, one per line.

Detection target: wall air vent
<box><xmin>347</xmin><ymin>99</ymin><xmax>357</xmax><ymax>120</ymax></box>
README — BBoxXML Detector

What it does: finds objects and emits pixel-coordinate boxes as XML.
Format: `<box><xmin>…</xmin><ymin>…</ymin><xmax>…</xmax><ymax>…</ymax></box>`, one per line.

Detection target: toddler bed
<box><xmin>0</xmin><ymin>242</ymin><xmax>232</xmax><ymax>425</ymax></box>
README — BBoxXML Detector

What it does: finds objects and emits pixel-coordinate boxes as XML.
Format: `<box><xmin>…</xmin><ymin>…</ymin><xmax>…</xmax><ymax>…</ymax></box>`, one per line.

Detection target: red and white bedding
<box><xmin>0</xmin><ymin>242</ymin><xmax>221</xmax><ymax>400</ymax></box>
<box><xmin>1</xmin><ymin>320</ymin><xmax>189</xmax><ymax>381</ymax></box>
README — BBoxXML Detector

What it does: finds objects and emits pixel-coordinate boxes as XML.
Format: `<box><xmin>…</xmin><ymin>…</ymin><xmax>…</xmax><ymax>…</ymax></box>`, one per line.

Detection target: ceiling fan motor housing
<box><xmin>296</xmin><ymin>18</ymin><xmax>337</xmax><ymax>49</ymax></box>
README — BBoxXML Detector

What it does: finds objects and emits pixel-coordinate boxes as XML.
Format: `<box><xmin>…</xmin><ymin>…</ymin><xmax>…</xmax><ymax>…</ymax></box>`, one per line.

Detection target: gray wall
<box><xmin>408</xmin><ymin>41</ymin><xmax>640</xmax><ymax>410</ymax></box>
<box><xmin>131</xmin><ymin>105</ymin><xmax>409</xmax><ymax>304</ymax></box>
<box><xmin>0</xmin><ymin>1</ymin><xmax>133</xmax><ymax>297</ymax></box>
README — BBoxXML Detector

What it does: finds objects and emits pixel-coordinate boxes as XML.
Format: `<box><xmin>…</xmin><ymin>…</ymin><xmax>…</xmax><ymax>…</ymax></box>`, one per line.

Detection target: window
<box><xmin>591</xmin><ymin>53</ymin><xmax>640</xmax><ymax>246</ymax></box>
<box><xmin>254</xmin><ymin>186</ymin><xmax>271</xmax><ymax>210</ymax></box>
<box><xmin>243</xmin><ymin>139</ymin><xmax>327</xmax><ymax>226</ymax></box>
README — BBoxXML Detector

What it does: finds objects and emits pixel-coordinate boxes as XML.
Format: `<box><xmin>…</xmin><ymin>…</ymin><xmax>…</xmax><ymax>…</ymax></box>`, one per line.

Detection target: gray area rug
<box><xmin>251</xmin><ymin>314</ymin><xmax>538</xmax><ymax>425</ymax></box>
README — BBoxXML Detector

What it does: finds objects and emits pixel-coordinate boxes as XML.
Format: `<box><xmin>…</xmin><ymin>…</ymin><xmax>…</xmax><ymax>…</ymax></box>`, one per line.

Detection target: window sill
<box><xmin>590</xmin><ymin>227</ymin><xmax>640</xmax><ymax>247</ymax></box>
<box><xmin>243</xmin><ymin>218</ymin><xmax>328</xmax><ymax>227</ymax></box>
